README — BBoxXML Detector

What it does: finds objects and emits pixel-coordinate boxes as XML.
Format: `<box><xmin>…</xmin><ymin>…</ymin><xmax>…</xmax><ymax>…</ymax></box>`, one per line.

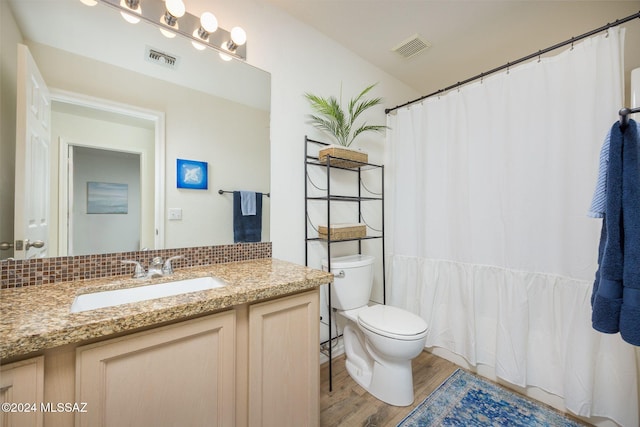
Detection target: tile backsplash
<box><xmin>0</xmin><ymin>242</ymin><xmax>272</xmax><ymax>289</ymax></box>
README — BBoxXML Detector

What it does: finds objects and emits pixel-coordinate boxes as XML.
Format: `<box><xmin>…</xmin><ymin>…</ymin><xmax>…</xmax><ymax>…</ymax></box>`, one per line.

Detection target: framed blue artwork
<box><xmin>177</xmin><ymin>159</ymin><xmax>208</xmax><ymax>190</ymax></box>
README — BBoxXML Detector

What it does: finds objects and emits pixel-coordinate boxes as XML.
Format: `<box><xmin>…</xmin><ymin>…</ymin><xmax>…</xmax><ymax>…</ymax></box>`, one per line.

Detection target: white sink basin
<box><xmin>70</xmin><ymin>276</ymin><xmax>227</xmax><ymax>313</ymax></box>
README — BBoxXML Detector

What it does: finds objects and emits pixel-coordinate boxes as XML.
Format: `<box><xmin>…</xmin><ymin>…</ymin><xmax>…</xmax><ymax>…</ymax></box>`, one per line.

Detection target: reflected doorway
<box><xmin>53</xmin><ymin>93</ymin><xmax>164</xmax><ymax>256</ymax></box>
<box><xmin>68</xmin><ymin>146</ymin><xmax>141</xmax><ymax>255</ymax></box>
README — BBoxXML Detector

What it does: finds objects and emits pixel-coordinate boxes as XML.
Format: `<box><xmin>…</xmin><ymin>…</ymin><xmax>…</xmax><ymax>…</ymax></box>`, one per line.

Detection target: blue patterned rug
<box><xmin>397</xmin><ymin>369</ymin><xmax>586</xmax><ymax>426</ymax></box>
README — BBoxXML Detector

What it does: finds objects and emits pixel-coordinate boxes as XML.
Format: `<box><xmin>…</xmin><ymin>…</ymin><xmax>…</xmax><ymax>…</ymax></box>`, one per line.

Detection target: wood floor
<box><xmin>320</xmin><ymin>351</ymin><xmax>592</xmax><ymax>427</ymax></box>
<box><xmin>320</xmin><ymin>350</ymin><xmax>458</xmax><ymax>427</ymax></box>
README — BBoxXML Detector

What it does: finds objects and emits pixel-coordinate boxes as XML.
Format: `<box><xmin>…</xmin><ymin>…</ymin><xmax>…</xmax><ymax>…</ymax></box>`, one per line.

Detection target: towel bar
<box><xmin>218</xmin><ymin>190</ymin><xmax>270</xmax><ymax>197</ymax></box>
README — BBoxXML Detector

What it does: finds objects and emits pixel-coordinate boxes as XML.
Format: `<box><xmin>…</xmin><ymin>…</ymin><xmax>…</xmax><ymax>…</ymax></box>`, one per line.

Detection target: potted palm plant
<box><xmin>305</xmin><ymin>83</ymin><xmax>387</xmax><ymax>168</ymax></box>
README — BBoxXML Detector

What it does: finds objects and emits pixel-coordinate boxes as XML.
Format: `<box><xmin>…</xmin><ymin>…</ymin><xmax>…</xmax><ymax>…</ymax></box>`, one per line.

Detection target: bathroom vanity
<box><xmin>0</xmin><ymin>258</ymin><xmax>332</xmax><ymax>427</ymax></box>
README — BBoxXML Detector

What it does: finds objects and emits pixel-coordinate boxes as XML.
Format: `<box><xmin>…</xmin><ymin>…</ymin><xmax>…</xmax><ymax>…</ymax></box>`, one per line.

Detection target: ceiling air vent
<box><xmin>392</xmin><ymin>34</ymin><xmax>431</xmax><ymax>59</ymax></box>
<box><xmin>145</xmin><ymin>46</ymin><xmax>179</xmax><ymax>69</ymax></box>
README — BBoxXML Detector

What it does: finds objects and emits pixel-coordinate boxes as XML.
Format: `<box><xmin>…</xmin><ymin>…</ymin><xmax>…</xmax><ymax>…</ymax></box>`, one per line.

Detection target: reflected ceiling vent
<box><xmin>392</xmin><ymin>34</ymin><xmax>431</xmax><ymax>59</ymax></box>
<box><xmin>145</xmin><ymin>46</ymin><xmax>180</xmax><ymax>69</ymax></box>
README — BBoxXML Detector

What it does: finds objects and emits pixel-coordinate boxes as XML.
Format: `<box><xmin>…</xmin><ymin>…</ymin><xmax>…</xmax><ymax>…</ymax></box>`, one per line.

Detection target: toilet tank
<box><xmin>322</xmin><ymin>254</ymin><xmax>375</xmax><ymax>310</ymax></box>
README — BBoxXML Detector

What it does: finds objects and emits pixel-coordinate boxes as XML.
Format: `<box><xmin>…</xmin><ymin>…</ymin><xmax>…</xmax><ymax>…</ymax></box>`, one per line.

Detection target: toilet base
<box><xmin>342</xmin><ymin>323</ymin><xmax>416</xmax><ymax>407</ymax></box>
<box><xmin>367</xmin><ymin>357</ymin><xmax>415</xmax><ymax>406</ymax></box>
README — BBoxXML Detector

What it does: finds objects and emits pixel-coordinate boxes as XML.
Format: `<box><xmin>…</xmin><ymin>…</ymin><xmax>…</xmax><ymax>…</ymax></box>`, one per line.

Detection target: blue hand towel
<box><xmin>240</xmin><ymin>191</ymin><xmax>256</xmax><ymax>216</ymax></box>
<box><xmin>587</xmin><ymin>130</ymin><xmax>610</xmax><ymax>218</ymax></box>
<box><xmin>592</xmin><ymin>119</ymin><xmax>640</xmax><ymax>345</ymax></box>
<box><xmin>233</xmin><ymin>191</ymin><xmax>262</xmax><ymax>243</ymax></box>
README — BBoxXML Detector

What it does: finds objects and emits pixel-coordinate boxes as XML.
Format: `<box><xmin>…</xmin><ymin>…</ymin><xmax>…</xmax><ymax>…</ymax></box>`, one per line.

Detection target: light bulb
<box><xmin>192</xmin><ymin>11</ymin><xmax>217</xmax><ymax>50</ymax></box>
<box><xmin>80</xmin><ymin>0</ymin><xmax>97</xmax><ymax>6</ymax></box>
<box><xmin>162</xmin><ymin>0</ymin><xmax>184</xmax><ymax>34</ymax></box>
<box><xmin>119</xmin><ymin>0</ymin><xmax>141</xmax><ymax>24</ymax></box>
<box><xmin>200</xmin><ymin>12</ymin><xmax>218</xmax><ymax>34</ymax></box>
<box><xmin>166</xmin><ymin>0</ymin><xmax>185</xmax><ymax>18</ymax></box>
<box><xmin>230</xmin><ymin>27</ymin><xmax>247</xmax><ymax>46</ymax></box>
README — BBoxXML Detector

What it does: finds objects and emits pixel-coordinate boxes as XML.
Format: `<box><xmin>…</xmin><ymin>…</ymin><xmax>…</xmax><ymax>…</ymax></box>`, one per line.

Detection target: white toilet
<box><xmin>322</xmin><ymin>254</ymin><xmax>428</xmax><ymax>406</ymax></box>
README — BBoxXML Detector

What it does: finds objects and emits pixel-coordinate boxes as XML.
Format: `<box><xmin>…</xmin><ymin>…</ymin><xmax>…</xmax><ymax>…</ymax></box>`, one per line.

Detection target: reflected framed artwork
<box><xmin>87</xmin><ymin>182</ymin><xmax>128</xmax><ymax>214</ymax></box>
<box><xmin>177</xmin><ymin>159</ymin><xmax>208</xmax><ymax>190</ymax></box>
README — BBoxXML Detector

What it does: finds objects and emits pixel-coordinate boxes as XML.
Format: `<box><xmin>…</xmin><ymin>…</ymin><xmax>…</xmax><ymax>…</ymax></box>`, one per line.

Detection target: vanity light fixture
<box><xmin>89</xmin><ymin>0</ymin><xmax>248</xmax><ymax>60</ymax></box>
<box><xmin>119</xmin><ymin>0</ymin><xmax>141</xmax><ymax>24</ymax></box>
<box><xmin>192</xmin><ymin>12</ymin><xmax>218</xmax><ymax>51</ymax></box>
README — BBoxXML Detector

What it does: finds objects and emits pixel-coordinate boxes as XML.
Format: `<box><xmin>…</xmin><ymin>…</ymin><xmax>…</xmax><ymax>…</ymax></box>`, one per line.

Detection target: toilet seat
<box><xmin>358</xmin><ymin>305</ymin><xmax>428</xmax><ymax>340</ymax></box>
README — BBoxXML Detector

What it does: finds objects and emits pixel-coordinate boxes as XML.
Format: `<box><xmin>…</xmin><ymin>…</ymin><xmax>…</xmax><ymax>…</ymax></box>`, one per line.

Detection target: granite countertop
<box><xmin>0</xmin><ymin>258</ymin><xmax>333</xmax><ymax>360</ymax></box>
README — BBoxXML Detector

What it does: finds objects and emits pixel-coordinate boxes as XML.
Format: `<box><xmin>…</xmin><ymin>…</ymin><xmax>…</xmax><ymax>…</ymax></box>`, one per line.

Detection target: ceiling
<box><xmin>261</xmin><ymin>0</ymin><xmax>640</xmax><ymax>97</ymax></box>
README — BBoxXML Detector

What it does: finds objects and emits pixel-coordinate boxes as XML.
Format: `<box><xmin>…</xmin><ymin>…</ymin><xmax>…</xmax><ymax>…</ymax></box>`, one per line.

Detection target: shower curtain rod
<box><xmin>385</xmin><ymin>11</ymin><xmax>640</xmax><ymax>114</ymax></box>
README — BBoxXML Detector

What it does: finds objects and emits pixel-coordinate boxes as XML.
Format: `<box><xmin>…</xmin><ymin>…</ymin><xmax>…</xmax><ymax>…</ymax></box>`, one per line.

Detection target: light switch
<box><xmin>168</xmin><ymin>208</ymin><xmax>182</xmax><ymax>220</ymax></box>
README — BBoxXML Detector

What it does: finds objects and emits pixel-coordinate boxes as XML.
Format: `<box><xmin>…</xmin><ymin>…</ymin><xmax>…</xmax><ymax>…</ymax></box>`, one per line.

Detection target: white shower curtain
<box><xmin>387</xmin><ymin>28</ymin><xmax>638</xmax><ymax>426</ymax></box>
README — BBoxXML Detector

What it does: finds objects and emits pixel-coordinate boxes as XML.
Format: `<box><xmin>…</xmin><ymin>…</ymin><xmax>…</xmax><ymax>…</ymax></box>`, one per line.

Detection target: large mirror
<box><xmin>0</xmin><ymin>0</ymin><xmax>271</xmax><ymax>260</ymax></box>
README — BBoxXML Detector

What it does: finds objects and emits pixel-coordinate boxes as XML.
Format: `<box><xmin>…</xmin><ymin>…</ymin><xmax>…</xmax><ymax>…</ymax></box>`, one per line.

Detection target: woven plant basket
<box><xmin>318</xmin><ymin>223</ymin><xmax>366</xmax><ymax>241</ymax></box>
<box><xmin>318</xmin><ymin>146</ymin><xmax>368</xmax><ymax>168</ymax></box>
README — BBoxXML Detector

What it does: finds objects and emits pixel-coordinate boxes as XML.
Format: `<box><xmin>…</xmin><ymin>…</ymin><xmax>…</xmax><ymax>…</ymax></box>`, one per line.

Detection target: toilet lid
<box><xmin>358</xmin><ymin>305</ymin><xmax>428</xmax><ymax>338</ymax></box>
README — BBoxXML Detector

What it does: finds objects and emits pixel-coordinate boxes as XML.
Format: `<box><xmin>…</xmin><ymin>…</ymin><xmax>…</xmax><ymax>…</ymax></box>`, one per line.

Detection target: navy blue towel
<box><xmin>592</xmin><ymin>119</ymin><xmax>640</xmax><ymax>345</ymax></box>
<box><xmin>620</xmin><ymin>120</ymin><xmax>640</xmax><ymax>345</ymax></box>
<box><xmin>233</xmin><ymin>191</ymin><xmax>262</xmax><ymax>243</ymax></box>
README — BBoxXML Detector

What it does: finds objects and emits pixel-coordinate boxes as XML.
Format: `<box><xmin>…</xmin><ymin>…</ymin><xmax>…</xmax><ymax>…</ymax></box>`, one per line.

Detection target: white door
<box><xmin>14</xmin><ymin>44</ymin><xmax>51</xmax><ymax>259</ymax></box>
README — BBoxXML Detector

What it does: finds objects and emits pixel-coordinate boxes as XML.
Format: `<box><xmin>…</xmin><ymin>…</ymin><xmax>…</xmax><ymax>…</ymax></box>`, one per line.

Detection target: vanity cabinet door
<box><xmin>248</xmin><ymin>289</ymin><xmax>320</xmax><ymax>427</ymax></box>
<box><xmin>0</xmin><ymin>356</ymin><xmax>44</xmax><ymax>427</ymax></box>
<box><xmin>75</xmin><ymin>311</ymin><xmax>235</xmax><ymax>427</ymax></box>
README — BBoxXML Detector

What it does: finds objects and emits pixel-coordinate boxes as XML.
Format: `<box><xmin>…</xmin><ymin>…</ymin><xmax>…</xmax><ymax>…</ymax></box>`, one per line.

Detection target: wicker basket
<box><xmin>318</xmin><ymin>146</ymin><xmax>368</xmax><ymax>168</ymax></box>
<box><xmin>318</xmin><ymin>223</ymin><xmax>366</xmax><ymax>241</ymax></box>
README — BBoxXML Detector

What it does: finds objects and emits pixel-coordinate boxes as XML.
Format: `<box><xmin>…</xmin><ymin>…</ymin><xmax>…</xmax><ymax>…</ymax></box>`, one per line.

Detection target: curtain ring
<box><xmin>570</xmin><ymin>37</ymin><xmax>575</xmax><ymax>51</ymax></box>
<box><xmin>506</xmin><ymin>62</ymin><xmax>510</xmax><ymax>75</ymax></box>
<box><xmin>605</xmin><ymin>28</ymin><xmax>610</xmax><ymax>38</ymax></box>
<box><xmin>537</xmin><ymin>50</ymin><xmax>542</xmax><ymax>63</ymax></box>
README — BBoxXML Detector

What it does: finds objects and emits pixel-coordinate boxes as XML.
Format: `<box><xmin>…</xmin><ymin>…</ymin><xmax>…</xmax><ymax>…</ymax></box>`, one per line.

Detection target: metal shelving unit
<box><xmin>304</xmin><ymin>136</ymin><xmax>385</xmax><ymax>391</ymax></box>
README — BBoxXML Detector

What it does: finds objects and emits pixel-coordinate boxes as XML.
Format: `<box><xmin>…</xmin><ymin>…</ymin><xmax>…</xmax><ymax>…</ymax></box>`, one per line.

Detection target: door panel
<box><xmin>14</xmin><ymin>44</ymin><xmax>51</xmax><ymax>259</ymax></box>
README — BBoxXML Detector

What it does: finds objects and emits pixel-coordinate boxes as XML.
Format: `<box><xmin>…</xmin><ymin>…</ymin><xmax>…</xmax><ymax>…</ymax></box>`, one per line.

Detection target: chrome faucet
<box><xmin>146</xmin><ymin>257</ymin><xmax>164</xmax><ymax>278</ymax></box>
<box><xmin>121</xmin><ymin>260</ymin><xmax>146</xmax><ymax>279</ymax></box>
<box><xmin>122</xmin><ymin>256</ymin><xmax>184</xmax><ymax>279</ymax></box>
<box><xmin>162</xmin><ymin>255</ymin><xmax>184</xmax><ymax>275</ymax></box>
